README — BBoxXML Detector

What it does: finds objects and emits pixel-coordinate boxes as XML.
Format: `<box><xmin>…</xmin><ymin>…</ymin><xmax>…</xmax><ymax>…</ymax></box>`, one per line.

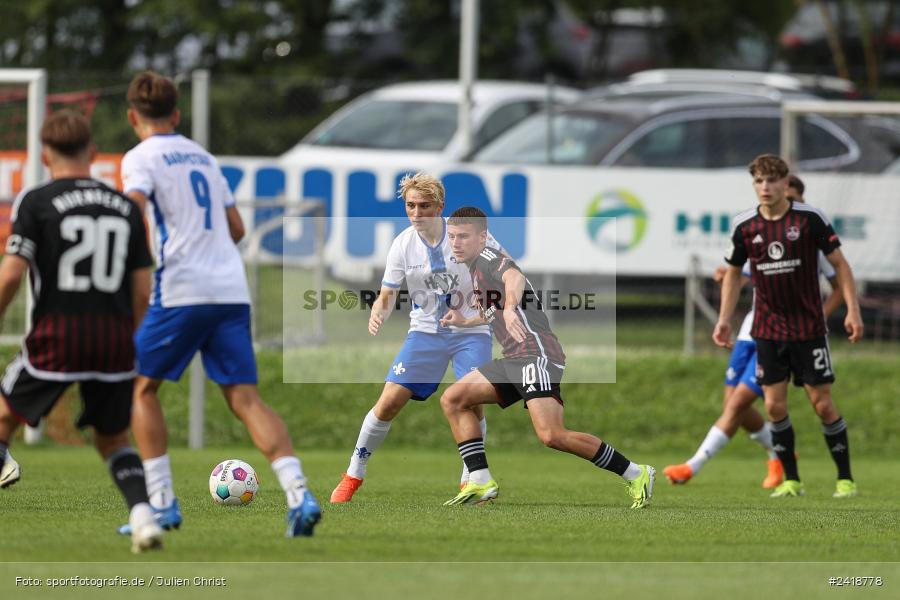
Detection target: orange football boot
<box><xmin>762</xmin><ymin>458</ymin><xmax>784</xmax><ymax>489</ymax></box>
<box><xmin>330</xmin><ymin>473</ymin><xmax>363</xmax><ymax>503</ymax></box>
<box><xmin>663</xmin><ymin>463</ymin><xmax>694</xmax><ymax>484</ymax></box>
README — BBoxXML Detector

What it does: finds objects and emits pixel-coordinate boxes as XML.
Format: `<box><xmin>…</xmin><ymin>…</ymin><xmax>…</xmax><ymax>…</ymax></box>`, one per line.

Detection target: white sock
<box><xmin>468</xmin><ymin>467</ymin><xmax>493</xmax><ymax>485</ymax></box>
<box><xmin>749</xmin><ymin>422</ymin><xmax>778</xmax><ymax>459</ymax></box>
<box><xmin>347</xmin><ymin>409</ymin><xmax>392</xmax><ymax>479</ymax></box>
<box><xmin>460</xmin><ymin>418</ymin><xmax>488</xmax><ymax>484</ymax></box>
<box><xmin>622</xmin><ymin>462</ymin><xmax>643</xmax><ymax>481</ymax></box>
<box><xmin>129</xmin><ymin>502</ymin><xmax>155</xmax><ymax>531</ymax></box>
<box><xmin>686</xmin><ymin>426</ymin><xmax>731</xmax><ymax>474</ymax></box>
<box><xmin>143</xmin><ymin>455</ymin><xmax>174</xmax><ymax>509</ymax></box>
<box><xmin>272</xmin><ymin>455</ymin><xmax>307</xmax><ymax>509</ymax></box>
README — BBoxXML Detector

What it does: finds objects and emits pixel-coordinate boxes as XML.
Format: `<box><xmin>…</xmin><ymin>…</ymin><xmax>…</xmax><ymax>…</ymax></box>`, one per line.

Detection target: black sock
<box><xmin>108</xmin><ymin>448</ymin><xmax>150</xmax><ymax>509</ymax></box>
<box><xmin>823</xmin><ymin>417</ymin><xmax>852</xmax><ymax>481</ymax></box>
<box><xmin>590</xmin><ymin>442</ymin><xmax>631</xmax><ymax>476</ymax></box>
<box><xmin>458</xmin><ymin>438</ymin><xmax>488</xmax><ymax>474</ymax></box>
<box><xmin>770</xmin><ymin>416</ymin><xmax>800</xmax><ymax>481</ymax></box>
<box><xmin>0</xmin><ymin>440</ymin><xmax>7</xmax><ymax>474</ymax></box>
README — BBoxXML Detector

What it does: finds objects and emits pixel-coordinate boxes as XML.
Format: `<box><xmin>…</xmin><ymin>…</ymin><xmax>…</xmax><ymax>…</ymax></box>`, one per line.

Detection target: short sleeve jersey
<box><xmin>381</xmin><ymin>218</ymin><xmax>503</xmax><ymax>335</ymax></box>
<box><xmin>470</xmin><ymin>247</ymin><xmax>566</xmax><ymax>365</ymax></box>
<box><xmin>6</xmin><ymin>178</ymin><xmax>152</xmax><ymax>379</ymax></box>
<box><xmin>725</xmin><ymin>202</ymin><xmax>841</xmax><ymax>341</ymax></box>
<box><xmin>736</xmin><ymin>251</ymin><xmax>838</xmax><ymax>342</ymax></box>
<box><xmin>121</xmin><ymin>133</ymin><xmax>250</xmax><ymax>307</ymax></box>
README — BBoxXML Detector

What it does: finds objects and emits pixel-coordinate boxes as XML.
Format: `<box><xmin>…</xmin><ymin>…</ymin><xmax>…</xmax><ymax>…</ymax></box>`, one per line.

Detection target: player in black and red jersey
<box><xmin>438</xmin><ymin>207</ymin><xmax>655</xmax><ymax>509</ymax></box>
<box><xmin>715</xmin><ymin>154</ymin><xmax>864</xmax><ymax>499</ymax></box>
<box><xmin>0</xmin><ymin>110</ymin><xmax>163</xmax><ymax>552</ymax></box>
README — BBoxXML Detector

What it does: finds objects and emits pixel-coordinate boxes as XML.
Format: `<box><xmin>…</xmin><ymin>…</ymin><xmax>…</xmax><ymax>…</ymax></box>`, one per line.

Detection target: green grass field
<box><xmin>2</xmin><ymin>448</ymin><xmax>899</xmax><ymax>599</ymax></box>
<box><xmin>0</xmin><ymin>338</ymin><xmax>897</xmax><ymax>599</ymax></box>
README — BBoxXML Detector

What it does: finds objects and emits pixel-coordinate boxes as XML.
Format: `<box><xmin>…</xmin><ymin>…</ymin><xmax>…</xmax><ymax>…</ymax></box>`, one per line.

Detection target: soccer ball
<box><xmin>209</xmin><ymin>459</ymin><xmax>259</xmax><ymax>506</ymax></box>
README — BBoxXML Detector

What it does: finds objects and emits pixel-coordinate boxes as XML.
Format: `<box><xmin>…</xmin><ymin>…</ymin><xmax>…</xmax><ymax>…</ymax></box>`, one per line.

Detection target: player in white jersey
<box><xmin>117</xmin><ymin>71</ymin><xmax>320</xmax><ymax>537</ymax></box>
<box><xmin>664</xmin><ymin>180</ymin><xmax>843</xmax><ymax>487</ymax></box>
<box><xmin>330</xmin><ymin>172</ymin><xmax>502</xmax><ymax>503</ymax></box>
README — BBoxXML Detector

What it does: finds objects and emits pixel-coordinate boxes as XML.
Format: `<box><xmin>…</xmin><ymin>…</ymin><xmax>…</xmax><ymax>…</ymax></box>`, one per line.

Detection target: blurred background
<box><xmin>0</xmin><ymin>0</ymin><xmax>897</xmax><ymax>449</ymax></box>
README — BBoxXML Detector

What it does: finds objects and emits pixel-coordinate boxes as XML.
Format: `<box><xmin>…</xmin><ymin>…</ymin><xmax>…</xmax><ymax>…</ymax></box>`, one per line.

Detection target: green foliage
<box><xmin>142</xmin><ymin>347</ymin><xmax>900</xmax><ymax>456</ymax></box>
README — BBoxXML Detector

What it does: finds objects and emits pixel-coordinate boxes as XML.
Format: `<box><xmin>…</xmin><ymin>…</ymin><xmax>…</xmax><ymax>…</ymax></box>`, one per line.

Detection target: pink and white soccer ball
<box><xmin>209</xmin><ymin>459</ymin><xmax>259</xmax><ymax>506</ymax></box>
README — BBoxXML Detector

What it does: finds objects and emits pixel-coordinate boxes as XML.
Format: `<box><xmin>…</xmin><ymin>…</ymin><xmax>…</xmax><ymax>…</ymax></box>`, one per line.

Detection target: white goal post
<box><xmin>780</xmin><ymin>99</ymin><xmax>900</xmax><ymax>165</ymax></box>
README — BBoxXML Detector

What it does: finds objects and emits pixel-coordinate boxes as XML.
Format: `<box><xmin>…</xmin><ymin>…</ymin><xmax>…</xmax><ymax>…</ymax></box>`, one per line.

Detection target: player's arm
<box><xmin>822</xmin><ymin>272</ymin><xmax>844</xmax><ymax>318</ymax></box>
<box><xmin>369</xmin><ymin>285</ymin><xmax>398</xmax><ymax>336</ymax></box>
<box><xmin>126</xmin><ymin>190</ymin><xmax>149</xmax><ymax>213</ymax></box>
<box><xmin>131</xmin><ymin>267</ymin><xmax>152</xmax><ymax>330</ymax></box>
<box><xmin>0</xmin><ymin>255</ymin><xmax>28</xmax><ymax>320</ymax></box>
<box><xmin>713</xmin><ymin>264</ymin><xmax>750</xmax><ymax>288</ymax></box>
<box><xmin>501</xmin><ymin>267</ymin><xmax>528</xmax><ymax>343</ymax></box>
<box><xmin>713</xmin><ymin>265</ymin><xmax>743</xmax><ymax>348</ymax></box>
<box><xmin>825</xmin><ymin>248</ymin><xmax>863</xmax><ymax>342</ymax></box>
<box><xmin>225</xmin><ymin>206</ymin><xmax>245</xmax><ymax>243</ymax></box>
<box><xmin>439</xmin><ymin>309</ymin><xmax>485</xmax><ymax>328</ymax></box>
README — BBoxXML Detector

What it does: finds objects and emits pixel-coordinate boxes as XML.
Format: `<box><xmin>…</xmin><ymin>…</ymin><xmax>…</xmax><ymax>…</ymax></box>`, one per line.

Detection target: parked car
<box><xmin>779</xmin><ymin>0</ymin><xmax>900</xmax><ymax>80</ymax></box>
<box><xmin>470</xmin><ymin>90</ymin><xmax>900</xmax><ymax>172</ymax></box>
<box><xmin>280</xmin><ymin>80</ymin><xmax>579</xmax><ymax>166</ymax></box>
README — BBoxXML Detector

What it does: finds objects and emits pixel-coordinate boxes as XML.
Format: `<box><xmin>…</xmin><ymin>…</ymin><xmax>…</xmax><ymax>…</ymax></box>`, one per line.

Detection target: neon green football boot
<box><xmin>443</xmin><ymin>480</ymin><xmax>499</xmax><ymax>506</ymax></box>
<box><xmin>770</xmin><ymin>479</ymin><xmax>805</xmax><ymax>497</ymax></box>
<box><xmin>626</xmin><ymin>465</ymin><xmax>656</xmax><ymax>509</ymax></box>
<box><xmin>833</xmin><ymin>479</ymin><xmax>858</xmax><ymax>498</ymax></box>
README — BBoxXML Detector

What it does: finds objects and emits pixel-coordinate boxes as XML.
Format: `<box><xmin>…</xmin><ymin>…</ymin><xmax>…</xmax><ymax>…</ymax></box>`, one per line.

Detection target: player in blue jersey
<box><xmin>664</xmin><ymin>176</ymin><xmax>843</xmax><ymax>488</ymax></box>
<box><xmin>330</xmin><ymin>172</ymin><xmax>503</xmax><ymax>503</ymax></box>
<box><xmin>117</xmin><ymin>71</ymin><xmax>320</xmax><ymax>537</ymax></box>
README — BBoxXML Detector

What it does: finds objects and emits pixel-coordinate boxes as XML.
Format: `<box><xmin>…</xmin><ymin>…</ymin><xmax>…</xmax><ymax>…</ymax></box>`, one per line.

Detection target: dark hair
<box><xmin>40</xmin><ymin>110</ymin><xmax>91</xmax><ymax>157</ymax></box>
<box><xmin>748</xmin><ymin>154</ymin><xmax>789</xmax><ymax>179</ymax></box>
<box><xmin>787</xmin><ymin>174</ymin><xmax>805</xmax><ymax>195</ymax></box>
<box><xmin>448</xmin><ymin>206</ymin><xmax>487</xmax><ymax>232</ymax></box>
<box><xmin>127</xmin><ymin>71</ymin><xmax>178</xmax><ymax>119</ymax></box>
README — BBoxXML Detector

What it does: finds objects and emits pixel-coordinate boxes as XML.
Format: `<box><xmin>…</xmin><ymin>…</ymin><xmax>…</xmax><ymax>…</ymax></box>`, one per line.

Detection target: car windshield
<box><xmin>473</xmin><ymin>112</ymin><xmax>632</xmax><ymax>165</ymax></box>
<box><xmin>309</xmin><ymin>99</ymin><xmax>458</xmax><ymax>151</ymax></box>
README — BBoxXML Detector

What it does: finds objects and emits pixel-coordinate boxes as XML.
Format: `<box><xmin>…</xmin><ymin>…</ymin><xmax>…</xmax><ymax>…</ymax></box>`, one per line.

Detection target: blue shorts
<box><xmin>135</xmin><ymin>304</ymin><xmax>258</xmax><ymax>385</ymax></box>
<box><xmin>724</xmin><ymin>339</ymin><xmax>762</xmax><ymax>397</ymax></box>
<box><xmin>385</xmin><ymin>331</ymin><xmax>493</xmax><ymax>400</ymax></box>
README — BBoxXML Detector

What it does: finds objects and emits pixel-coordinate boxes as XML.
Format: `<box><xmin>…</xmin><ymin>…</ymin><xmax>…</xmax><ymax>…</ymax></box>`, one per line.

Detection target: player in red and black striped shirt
<box><xmin>0</xmin><ymin>110</ymin><xmax>163</xmax><ymax>552</ymax></box>
<box><xmin>715</xmin><ymin>154</ymin><xmax>864</xmax><ymax>499</ymax></box>
<box><xmin>437</xmin><ymin>207</ymin><xmax>655</xmax><ymax>509</ymax></box>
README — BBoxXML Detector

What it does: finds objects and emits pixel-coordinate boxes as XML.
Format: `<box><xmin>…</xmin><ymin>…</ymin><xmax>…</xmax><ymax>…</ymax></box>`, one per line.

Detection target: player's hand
<box><xmin>439</xmin><ymin>309</ymin><xmax>466</xmax><ymax>328</ymax></box>
<box><xmin>712</xmin><ymin>265</ymin><xmax>727</xmax><ymax>285</ymax></box>
<box><xmin>368</xmin><ymin>310</ymin><xmax>385</xmax><ymax>336</ymax></box>
<box><xmin>844</xmin><ymin>310</ymin><xmax>864</xmax><ymax>343</ymax></box>
<box><xmin>503</xmin><ymin>308</ymin><xmax>527</xmax><ymax>343</ymax></box>
<box><xmin>712</xmin><ymin>321</ymin><xmax>734</xmax><ymax>349</ymax></box>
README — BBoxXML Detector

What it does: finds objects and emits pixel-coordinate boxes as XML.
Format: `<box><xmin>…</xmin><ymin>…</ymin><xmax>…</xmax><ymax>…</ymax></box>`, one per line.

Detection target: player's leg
<box><xmin>756</xmin><ymin>339</ymin><xmax>803</xmax><ymax>497</ymax></box>
<box><xmin>664</xmin><ymin>382</ymin><xmax>760</xmax><ymax>484</ymax></box>
<box><xmin>805</xmin><ymin>382</ymin><xmax>855</xmax><ymax>497</ymax></box>
<box><xmin>333</xmin><ymin>332</ymin><xmax>448</xmax><ymax>502</ymax></box>
<box><xmin>449</xmin><ymin>333</ymin><xmax>492</xmax><ymax>485</ymax></box>
<box><xmin>203</xmin><ymin>304</ymin><xmax>320</xmax><ymax>535</ymax></box>
<box><xmin>0</xmin><ymin>396</ymin><xmax>21</xmax><ymax>489</ymax></box>
<box><xmin>735</xmin><ymin>353</ymin><xmax>782</xmax><ymax>488</ymax></box>
<box><xmin>0</xmin><ymin>357</ymin><xmax>69</xmax><ymax>489</ymax></box>
<box><xmin>219</xmin><ymin>382</ymin><xmax>320</xmax><ymax>535</ymax></box>
<box><xmin>525</xmin><ymin>396</ymin><xmax>654</xmax><ymax>508</ymax></box>
<box><xmin>439</xmin><ymin>368</ymin><xmax>503</xmax><ymax>505</ymax></box>
<box><xmin>91</xmin><ymin>399</ymin><xmax>162</xmax><ymax>555</ymax></box>
<box><xmin>130</xmin><ymin>304</ymin><xmax>206</xmax><ymax>521</ymax></box>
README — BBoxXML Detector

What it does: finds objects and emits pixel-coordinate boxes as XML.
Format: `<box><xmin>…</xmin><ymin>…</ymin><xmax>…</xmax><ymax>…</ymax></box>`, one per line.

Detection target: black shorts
<box><xmin>477</xmin><ymin>357</ymin><xmax>564</xmax><ymax>409</ymax></box>
<box><xmin>754</xmin><ymin>337</ymin><xmax>835</xmax><ymax>388</ymax></box>
<box><xmin>0</xmin><ymin>355</ymin><xmax>134</xmax><ymax>434</ymax></box>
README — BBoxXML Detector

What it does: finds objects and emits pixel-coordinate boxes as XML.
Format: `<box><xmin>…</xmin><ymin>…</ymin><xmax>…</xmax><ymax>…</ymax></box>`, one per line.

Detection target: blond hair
<box><xmin>398</xmin><ymin>171</ymin><xmax>445</xmax><ymax>205</ymax></box>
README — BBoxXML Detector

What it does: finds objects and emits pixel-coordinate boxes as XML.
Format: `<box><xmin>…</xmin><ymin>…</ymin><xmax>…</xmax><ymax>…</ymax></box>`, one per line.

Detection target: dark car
<box><xmin>779</xmin><ymin>1</ymin><xmax>900</xmax><ymax>80</ymax></box>
<box><xmin>471</xmin><ymin>89</ymin><xmax>900</xmax><ymax>172</ymax></box>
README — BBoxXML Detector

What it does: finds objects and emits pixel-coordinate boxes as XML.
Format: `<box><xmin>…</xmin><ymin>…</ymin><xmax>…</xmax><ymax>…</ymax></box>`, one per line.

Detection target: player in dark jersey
<box><xmin>715</xmin><ymin>154</ymin><xmax>864</xmax><ymax>499</ymax></box>
<box><xmin>0</xmin><ymin>110</ymin><xmax>163</xmax><ymax>553</ymax></box>
<box><xmin>438</xmin><ymin>207</ymin><xmax>655</xmax><ymax>509</ymax></box>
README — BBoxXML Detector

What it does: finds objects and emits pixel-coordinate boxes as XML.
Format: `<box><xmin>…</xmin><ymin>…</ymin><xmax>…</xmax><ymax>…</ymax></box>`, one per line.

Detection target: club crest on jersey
<box><xmin>786</xmin><ymin>226</ymin><xmax>800</xmax><ymax>241</ymax></box>
<box><xmin>424</xmin><ymin>273</ymin><xmax>459</xmax><ymax>293</ymax></box>
<box><xmin>767</xmin><ymin>241</ymin><xmax>785</xmax><ymax>260</ymax></box>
